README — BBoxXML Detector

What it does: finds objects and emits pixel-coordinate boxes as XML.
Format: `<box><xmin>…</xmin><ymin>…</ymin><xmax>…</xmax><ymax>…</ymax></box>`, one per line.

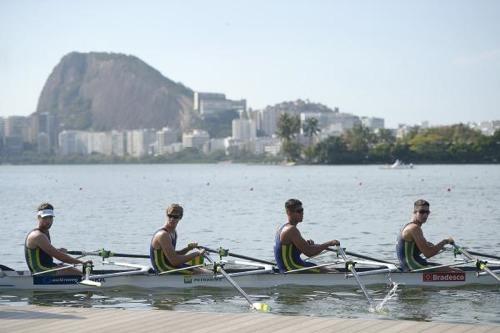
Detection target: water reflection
<box><xmin>0</xmin><ymin>285</ymin><xmax>499</xmax><ymax>324</ymax></box>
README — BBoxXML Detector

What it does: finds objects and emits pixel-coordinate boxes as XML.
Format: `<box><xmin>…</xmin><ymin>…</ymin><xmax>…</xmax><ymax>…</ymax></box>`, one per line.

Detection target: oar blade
<box><xmin>252</xmin><ymin>302</ymin><xmax>271</xmax><ymax>312</ymax></box>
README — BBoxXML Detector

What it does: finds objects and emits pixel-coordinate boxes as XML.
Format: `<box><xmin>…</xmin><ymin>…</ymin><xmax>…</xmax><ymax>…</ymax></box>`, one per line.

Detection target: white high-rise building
<box><xmin>361</xmin><ymin>117</ymin><xmax>385</xmax><ymax>130</ymax></box>
<box><xmin>182</xmin><ymin>129</ymin><xmax>210</xmax><ymax>149</ymax></box>
<box><xmin>259</xmin><ymin>109</ymin><xmax>280</xmax><ymax>136</ymax></box>
<box><xmin>232</xmin><ymin>119</ymin><xmax>256</xmax><ymax>141</ymax></box>
<box><xmin>126</xmin><ymin>129</ymin><xmax>156</xmax><ymax>157</ymax></box>
<box><xmin>194</xmin><ymin>92</ymin><xmax>246</xmax><ymax>115</ymax></box>
<box><xmin>110</xmin><ymin>131</ymin><xmax>126</xmax><ymax>156</ymax></box>
<box><xmin>88</xmin><ymin>132</ymin><xmax>112</xmax><ymax>155</ymax></box>
<box><xmin>58</xmin><ymin>130</ymin><xmax>89</xmax><ymax>155</ymax></box>
<box><xmin>156</xmin><ymin>127</ymin><xmax>178</xmax><ymax>155</ymax></box>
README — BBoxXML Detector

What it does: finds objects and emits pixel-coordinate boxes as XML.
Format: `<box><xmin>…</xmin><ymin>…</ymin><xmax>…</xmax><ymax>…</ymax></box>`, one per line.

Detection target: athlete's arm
<box><xmin>34</xmin><ymin>234</ymin><xmax>85</xmax><ymax>265</ymax></box>
<box><xmin>285</xmin><ymin>228</ymin><xmax>338</xmax><ymax>257</ymax></box>
<box><xmin>159</xmin><ymin>233</ymin><xmax>204</xmax><ymax>266</ymax></box>
<box><xmin>409</xmin><ymin>227</ymin><xmax>452</xmax><ymax>258</ymax></box>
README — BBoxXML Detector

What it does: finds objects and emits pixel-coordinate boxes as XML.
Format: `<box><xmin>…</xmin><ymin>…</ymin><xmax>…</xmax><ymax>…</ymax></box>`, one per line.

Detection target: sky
<box><xmin>1</xmin><ymin>0</ymin><xmax>499</xmax><ymax>128</ymax></box>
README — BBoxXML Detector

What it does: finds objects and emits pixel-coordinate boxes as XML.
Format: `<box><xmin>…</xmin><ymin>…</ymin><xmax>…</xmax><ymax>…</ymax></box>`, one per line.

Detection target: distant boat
<box><xmin>381</xmin><ymin>159</ymin><xmax>414</xmax><ymax>169</ymax></box>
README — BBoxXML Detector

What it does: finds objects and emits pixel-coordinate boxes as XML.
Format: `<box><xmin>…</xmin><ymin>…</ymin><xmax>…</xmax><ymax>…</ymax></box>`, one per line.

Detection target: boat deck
<box><xmin>1</xmin><ymin>305</ymin><xmax>499</xmax><ymax>333</ymax></box>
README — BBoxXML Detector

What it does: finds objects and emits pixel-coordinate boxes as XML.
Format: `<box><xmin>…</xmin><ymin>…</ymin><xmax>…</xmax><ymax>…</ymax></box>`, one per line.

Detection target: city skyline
<box><xmin>1</xmin><ymin>0</ymin><xmax>499</xmax><ymax>128</ymax></box>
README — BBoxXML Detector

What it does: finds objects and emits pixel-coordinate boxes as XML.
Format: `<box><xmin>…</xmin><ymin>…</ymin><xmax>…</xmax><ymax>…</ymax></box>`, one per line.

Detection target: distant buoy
<box><xmin>359</xmin><ymin>182</ymin><xmax>363</xmax><ymax>186</ymax></box>
<box><xmin>206</xmin><ymin>182</ymin><xmax>210</xmax><ymax>186</ymax></box>
<box><xmin>447</xmin><ymin>188</ymin><xmax>451</xmax><ymax>192</ymax></box>
<box><xmin>79</xmin><ymin>187</ymin><xmax>83</xmax><ymax>191</ymax></box>
<box><xmin>250</xmin><ymin>187</ymin><xmax>254</xmax><ymax>191</ymax></box>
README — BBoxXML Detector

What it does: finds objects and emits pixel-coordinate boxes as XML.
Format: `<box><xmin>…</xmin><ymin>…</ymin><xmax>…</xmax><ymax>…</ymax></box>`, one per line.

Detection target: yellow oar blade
<box><xmin>252</xmin><ymin>302</ymin><xmax>271</xmax><ymax>312</ymax></box>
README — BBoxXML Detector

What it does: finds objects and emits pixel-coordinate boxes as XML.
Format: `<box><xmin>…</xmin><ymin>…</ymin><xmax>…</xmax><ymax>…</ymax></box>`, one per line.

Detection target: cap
<box><xmin>38</xmin><ymin>209</ymin><xmax>55</xmax><ymax>218</ymax></box>
<box><xmin>167</xmin><ymin>204</ymin><xmax>183</xmax><ymax>217</ymax></box>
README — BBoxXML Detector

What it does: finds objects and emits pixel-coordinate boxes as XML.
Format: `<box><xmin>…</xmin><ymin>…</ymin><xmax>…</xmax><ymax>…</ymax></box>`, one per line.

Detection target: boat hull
<box><xmin>0</xmin><ymin>267</ymin><xmax>498</xmax><ymax>291</ymax></box>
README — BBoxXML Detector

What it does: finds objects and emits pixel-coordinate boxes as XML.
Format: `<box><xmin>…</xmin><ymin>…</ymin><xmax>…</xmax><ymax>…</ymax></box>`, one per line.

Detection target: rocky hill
<box><xmin>263</xmin><ymin>99</ymin><xmax>337</xmax><ymax>114</ymax></box>
<box><xmin>35</xmin><ymin>52</ymin><xmax>194</xmax><ymax>131</ymax></box>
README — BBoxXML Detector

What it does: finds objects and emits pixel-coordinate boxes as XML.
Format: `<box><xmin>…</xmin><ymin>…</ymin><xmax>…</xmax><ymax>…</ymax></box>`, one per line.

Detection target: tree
<box><xmin>313</xmin><ymin>136</ymin><xmax>349</xmax><ymax>164</ymax></box>
<box><xmin>276</xmin><ymin>113</ymin><xmax>301</xmax><ymax>142</ymax></box>
<box><xmin>302</xmin><ymin>117</ymin><xmax>320</xmax><ymax>146</ymax></box>
<box><xmin>276</xmin><ymin>113</ymin><xmax>301</xmax><ymax>162</ymax></box>
<box><xmin>343</xmin><ymin>124</ymin><xmax>375</xmax><ymax>156</ymax></box>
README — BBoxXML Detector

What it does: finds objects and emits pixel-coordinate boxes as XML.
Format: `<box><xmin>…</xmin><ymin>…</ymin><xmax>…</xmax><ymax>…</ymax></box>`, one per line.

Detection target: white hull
<box><xmin>1</xmin><ymin>267</ymin><xmax>498</xmax><ymax>291</ymax></box>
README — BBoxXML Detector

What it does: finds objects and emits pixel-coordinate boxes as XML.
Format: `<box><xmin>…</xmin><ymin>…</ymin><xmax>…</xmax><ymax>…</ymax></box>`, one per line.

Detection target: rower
<box><xmin>25</xmin><ymin>203</ymin><xmax>91</xmax><ymax>275</ymax></box>
<box><xmin>396</xmin><ymin>199</ymin><xmax>455</xmax><ymax>271</ymax></box>
<box><xmin>150</xmin><ymin>203</ymin><xmax>208</xmax><ymax>274</ymax></box>
<box><xmin>274</xmin><ymin>199</ymin><xmax>340</xmax><ymax>273</ymax></box>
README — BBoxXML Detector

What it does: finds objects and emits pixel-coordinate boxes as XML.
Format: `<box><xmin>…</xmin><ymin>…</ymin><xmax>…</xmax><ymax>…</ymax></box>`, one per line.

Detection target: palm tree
<box><xmin>276</xmin><ymin>113</ymin><xmax>300</xmax><ymax>142</ymax></box>
<box><xmin>302</xmin><ymin>117</ymin><xmax>320</xmax><ymax>146</ymax></box>
<box><xmin>277</xmin><ymin>113</ymin><xmax>301</xmax><ymax>162</ymax></box>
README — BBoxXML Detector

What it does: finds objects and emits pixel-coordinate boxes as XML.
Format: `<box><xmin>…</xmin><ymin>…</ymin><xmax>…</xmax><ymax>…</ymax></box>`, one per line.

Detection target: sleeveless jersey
<box><xmin>150</xmin><ymin>228</ymin><xmax>201</xmax><ymax>274</ymax></box>
<box><xmin>274</xmin><ymin>224</ymin><xmax>319</xmax><ymax>273</ymax></box>
<box><xmin>24</xmin><ymin>228</ymin><xmax>57</xmax><ymax>273</ymax></box>
<box><xmin>396</xmin><ymin>223</ymin><xmax>428</xmax><ymax>271</ymax></box>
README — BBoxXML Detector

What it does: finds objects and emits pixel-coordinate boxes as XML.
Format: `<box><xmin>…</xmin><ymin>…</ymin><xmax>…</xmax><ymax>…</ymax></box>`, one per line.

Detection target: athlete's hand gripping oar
<box><xmin>337</xmin><ymin>245</ymin><xmax>375</xmax><ymax>310</ymax></box>
<box><xmin>453</xmin><ymin>244</ymin><xmax>500</xmax><ymax>282</ymax></box>
<box><xmin>326</xmin><ymin>248</ymin><xmax>394</xmax><ymax>265</ymax></box>
<box><xmin>203</xmin><ymin>254</ymin><xmax>271</xmax><ymax>312</ymax></box>
<box><xmin>201</xmin><ymin>246</ymin><xmax>275</xmax><ymax>266</ymax></box>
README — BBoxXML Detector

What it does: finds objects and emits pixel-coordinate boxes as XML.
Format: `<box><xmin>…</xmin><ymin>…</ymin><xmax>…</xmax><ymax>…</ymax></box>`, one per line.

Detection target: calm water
<box><xmin>0</xmin><ymin>164</ymin><xmax>499</xmax><ymax>324</ymax></box>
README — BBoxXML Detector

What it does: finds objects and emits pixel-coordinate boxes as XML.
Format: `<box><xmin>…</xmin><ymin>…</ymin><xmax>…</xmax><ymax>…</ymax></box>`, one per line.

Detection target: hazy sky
<box><xmin>1</xmin><ymin>0</ymin><xmax>499</xmax><ymax>128</ymax></box>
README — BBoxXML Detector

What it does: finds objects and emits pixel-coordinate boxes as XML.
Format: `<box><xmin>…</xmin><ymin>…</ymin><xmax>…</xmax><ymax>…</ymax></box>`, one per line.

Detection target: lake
<box><xmin>0</xmin><ymin>164</ymin><xmax>499</xmax><ymax>324</ymax></box>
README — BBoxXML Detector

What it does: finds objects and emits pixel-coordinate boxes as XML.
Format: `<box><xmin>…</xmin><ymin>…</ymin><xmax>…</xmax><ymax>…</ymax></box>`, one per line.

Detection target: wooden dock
<box><xmin>1</xmin><ymin>305</ymin><xmax>499</xmax><ymax>332</ymax></box>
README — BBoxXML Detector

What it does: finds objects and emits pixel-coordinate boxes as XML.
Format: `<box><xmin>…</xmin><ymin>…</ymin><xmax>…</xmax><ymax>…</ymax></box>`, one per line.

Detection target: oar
<box><xmin>411</xmin><ymin>260</ymin><xmax>475</xmax><ymax>273</ymax></box>
<box><xmin>158</xmin><ymin>264</ymin><xmax>207</xmax><ymax>275</ymax></box>
<box><xmin>32</xmin><ymin>254</ymin><xmax>88</xmax><ymax>276</ymax></box>
<box><xmin>203</xmin><ymin>254</ymin><xmax>270</xmax><ymax>312</ymax></box>
<box><xmin>32</xmin><ymin>263</ymin><xmax>80</xmax><ymax>276</ymax></box>
<box><xmin>466</xmin><ymin>250</ymin><xmax>500</xmax><ymax>261</ymax></box>
<box><xmin>69</xmin><ymin>249</ymin><xmax>149</xmax><ymax>259</ymax></box>
<box><xmin>337</xmin><ymin>246</ymin><xmax>375</xmax><ymax>310</ymax></box>
<box><xmin>453</xmin><ymin>244</ymin><xmax>500</xmax><ymax>282</ymax></box>
<box><xmin>201</xmin><ymin>246</ymin><xmax>275</xmax><ymax>266</ymax></box>
<box><xmin>326</xmin><ymin>248</ymin><xmax>394</xmax><ymax>265</ymax></box>
<box><xmin>284</xmin><ymin>261</ymin><xmax>342</xmax><ymax>274</ymax></box>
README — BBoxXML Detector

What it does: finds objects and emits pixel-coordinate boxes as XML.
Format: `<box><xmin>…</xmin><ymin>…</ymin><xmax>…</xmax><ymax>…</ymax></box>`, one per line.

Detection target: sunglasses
<box><xmin>294</xmin><ymin>208</ymin><xmax>304</xmax><ymax>213</ymax></box>
<box><xmin>168</xmin><ymin>214</ymin><xmax>182</xmax><ymax>219</ymax></box>
<box><xmin>417</xmin><ymin>210</ymin><xmax>430</xmax><ymax>215</ymax></box>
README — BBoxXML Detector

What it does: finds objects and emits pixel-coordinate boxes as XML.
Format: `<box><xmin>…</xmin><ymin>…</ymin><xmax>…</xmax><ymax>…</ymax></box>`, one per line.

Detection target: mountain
<box><xmin>35</xmin><ymin>52</ymin><xmax>194</xmax><ymax>131</ymax></box>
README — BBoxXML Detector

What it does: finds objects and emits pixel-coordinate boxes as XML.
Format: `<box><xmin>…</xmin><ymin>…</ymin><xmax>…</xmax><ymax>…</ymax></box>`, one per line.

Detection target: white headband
<box><xmin>38</xmin><ymin>209</ymin><xmax>55</xmax><ymax>217</ymax></box>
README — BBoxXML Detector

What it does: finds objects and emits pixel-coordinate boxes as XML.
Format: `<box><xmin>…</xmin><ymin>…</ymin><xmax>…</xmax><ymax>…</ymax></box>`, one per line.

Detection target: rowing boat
<box><xmin>1</xmin><ymin>265</ymin><xmax>498</xmax><ymax>291</ymax></box>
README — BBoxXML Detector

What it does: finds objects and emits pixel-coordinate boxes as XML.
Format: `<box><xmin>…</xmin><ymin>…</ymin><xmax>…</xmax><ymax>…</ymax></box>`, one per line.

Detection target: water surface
<box><xmin>0</xmin><ymin>164</ymin><xmax>499</xmax><ymax>324</ymax></box>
